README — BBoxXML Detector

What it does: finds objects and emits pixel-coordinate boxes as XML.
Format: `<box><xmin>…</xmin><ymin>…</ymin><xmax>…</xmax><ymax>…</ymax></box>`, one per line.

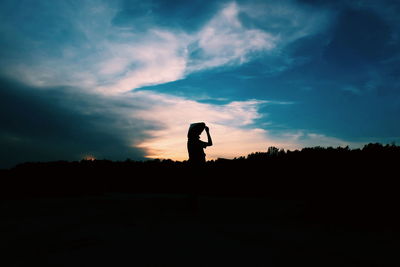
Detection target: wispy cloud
<box><xmin>120</xmin><ymin>91</ymin><xmax>355</xmax><ymax>160</ymax></box>
<box><xmin>95</xmin><ymin>1</ymin><xmax>280</xmax><ymax>94</ymax></box>
<box><xmin>279</xmin><ymin>130</ymin><xmax>363</xmax><ymax>149</ymax></box>
<box><xmin>239</xmin><ymin>0</ymin><xmax>333</xmax><ymax>44</ymax></box>
<box><xmin>187</xmin><ymin>2</ymin><xmax>277</xmax><ymax>72</ymax></box>
<box><xmin>95</xmin><ymin>30</ymin><xmax>190</xmax><ymax>94</ymax></box>
<box><xmin>0</xmin><ymin>0</ymin><xmax>333</xmax><ymax>94</ymax></box>
<box><xmin>134</xmin><ymin>94</ymin><xmax>274</xmax><ymax>160</ymax></box>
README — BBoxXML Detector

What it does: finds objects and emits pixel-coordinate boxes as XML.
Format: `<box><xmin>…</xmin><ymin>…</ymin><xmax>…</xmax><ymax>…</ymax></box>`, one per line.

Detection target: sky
<box><xmin>0</xmin><ymin>0</ymin><xmax>399</xmax><ymax>168</ymax></box>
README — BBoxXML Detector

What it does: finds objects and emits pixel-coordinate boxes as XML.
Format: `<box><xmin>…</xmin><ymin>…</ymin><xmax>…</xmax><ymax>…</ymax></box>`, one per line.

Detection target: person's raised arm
<box><xmin>204</xmin><ymin>126</ymin><xmax>213</xmax><ymax>146</ymax></box>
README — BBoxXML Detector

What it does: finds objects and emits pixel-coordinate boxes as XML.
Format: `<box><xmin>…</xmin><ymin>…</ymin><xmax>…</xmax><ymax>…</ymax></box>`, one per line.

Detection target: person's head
<box><xmin>188</xmin><ymin>122</ymin><xmax>205</xmax><ymax>139</ymax></box>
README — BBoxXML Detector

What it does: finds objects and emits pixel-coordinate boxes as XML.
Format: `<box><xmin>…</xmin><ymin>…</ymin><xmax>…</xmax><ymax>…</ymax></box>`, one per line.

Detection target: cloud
<box><xmin>133</xmin><ymin>93</ymin><xmax>271</xmax><ymax>160</ymax></box>
<box><xmin>127</xmin><ymin>91</ymin><xmax>356</xmax><ymax>160</ymax></box>
<box><xmin>239</xmin><ymin>0</ymin><xmax>333</xmax><ymax>43</ymax></box>
<box><xmin>95</xmin><ymin>30</ymin><xmax>190</xmax><ymax>94</ymax></box>
<box><xmin>0</xmin><ymin>0</ymin><xmax>333</xmax><ymax>94</ymax></box>
<box><xmin>0</xmin><ymin>77</ymin><xmax>150</xmax><ymax>168</ymax></box>
<box><xmin>279</xmin><ymin>130</ymin><xmax>363</xmax><ymax>149</ymax></box>
<box><xmin>0</xmin><ymin>73</ymin><xmax>360</xmax><ymax>168</ymax></box>
<box><xmin>0</xmin><ymin>76</ymin><xmax>273</xmax><ymax>166</ymax></box>
<box><xmin>187</xmin><ymin>2</ymin><xmax>277</xmax><ymax>71</ymax></box>
<box><xmin>94</xmin><ymin>1</ymin><xmax>281</xmax><ymax>93</ymax></box>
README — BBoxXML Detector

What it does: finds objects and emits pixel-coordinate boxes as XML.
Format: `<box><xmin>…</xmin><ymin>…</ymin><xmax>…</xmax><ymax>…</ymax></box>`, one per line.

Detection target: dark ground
<box><xmin>1</xmin><ymin>193</ymin><xmax>398</xmax><ymax>267</ymax></box>
<box><xmin>1</xmin><ymin>144</ymin><xmax>399</xmax><ymax>266</ymax></box>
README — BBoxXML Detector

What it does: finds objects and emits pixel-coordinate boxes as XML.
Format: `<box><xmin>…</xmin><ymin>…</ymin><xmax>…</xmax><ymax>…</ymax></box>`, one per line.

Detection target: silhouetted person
<box><xmin>187</xmin><ymin>122</ymin><xmax>213</xmax><ymax>164</ymax></box>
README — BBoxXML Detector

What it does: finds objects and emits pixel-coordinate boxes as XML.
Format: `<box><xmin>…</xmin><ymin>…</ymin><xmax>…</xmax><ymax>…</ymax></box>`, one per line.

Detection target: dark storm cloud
<box><xmin>0</xmin><ymin>77</ymin><xmax>152</xmax><ymax>168</ymax></box>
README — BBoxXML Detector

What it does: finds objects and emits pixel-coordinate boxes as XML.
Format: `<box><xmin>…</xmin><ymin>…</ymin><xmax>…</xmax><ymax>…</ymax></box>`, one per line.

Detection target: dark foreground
<box><xmin>1</xmin><ymin>193</ymin><xmax>398</xmax><ymax>267</ymax></box>
<box><xmin>1</xmin><ymin>144</ymin><xmax>399</xmax><ymax>266</ymax></box>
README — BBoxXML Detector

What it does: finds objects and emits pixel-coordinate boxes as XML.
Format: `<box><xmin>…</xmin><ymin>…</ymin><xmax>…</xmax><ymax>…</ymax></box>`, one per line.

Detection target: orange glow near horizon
<box><xmin>136</xmin><ymin>123</ymin><xmax>299</xmax><ymax>161</ymax></box>
<box><xmin>83</xmin><ymin>155</ymin><xmax>96</xmax><ymax>161</ymax></box>
<box><xmin>132</xmin><ymin>92</ymin><xmax>356</xmax><ymax>162</ymax></box>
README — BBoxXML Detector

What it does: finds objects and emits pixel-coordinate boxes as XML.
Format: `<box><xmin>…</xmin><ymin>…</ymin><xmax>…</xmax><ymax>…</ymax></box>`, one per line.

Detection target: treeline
<box><xmin>1</xmin><ymin>143</ymin><xmax>399</xmax><ymax>229</ymax></box>
<box><xmin>1</xmin><ymin>142</ymin><xmax>398</xmax><ymax>196</ymax></box>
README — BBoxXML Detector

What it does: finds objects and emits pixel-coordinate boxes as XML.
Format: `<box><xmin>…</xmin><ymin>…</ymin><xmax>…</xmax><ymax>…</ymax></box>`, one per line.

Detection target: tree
<box><xmin>267</xmin><ymin>146</ymin><xmax>279</xmax><ymax>156</ymax></box>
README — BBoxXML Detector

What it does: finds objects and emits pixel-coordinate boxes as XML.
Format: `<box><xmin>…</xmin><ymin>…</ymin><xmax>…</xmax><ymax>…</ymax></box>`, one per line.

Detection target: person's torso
<box><xmin>187</xmin><ymin>139</ymin><xmax>205</xmax><ymax>159</ymax></box>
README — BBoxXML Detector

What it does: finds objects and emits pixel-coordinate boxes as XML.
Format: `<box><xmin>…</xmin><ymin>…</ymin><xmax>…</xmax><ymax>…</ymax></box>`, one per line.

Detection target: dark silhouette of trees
<box><xmin>1</xmin><ymin>143</ymin><xmax>399</xmax><ymax>230</ymax></box>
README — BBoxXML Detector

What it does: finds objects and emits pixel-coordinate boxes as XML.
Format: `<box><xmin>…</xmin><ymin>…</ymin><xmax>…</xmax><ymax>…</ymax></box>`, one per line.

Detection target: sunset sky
<box><xmin>1</xmin><ymin>0</ymin><xmax>399</xmax><ymax>168</ymax></box>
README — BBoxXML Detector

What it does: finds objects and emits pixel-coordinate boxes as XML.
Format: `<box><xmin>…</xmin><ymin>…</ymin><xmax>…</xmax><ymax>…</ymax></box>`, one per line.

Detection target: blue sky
<box><xmin>0</xmin><ymin>0</ymin><xmax>399</xmax><ymax>167</ymax></box>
